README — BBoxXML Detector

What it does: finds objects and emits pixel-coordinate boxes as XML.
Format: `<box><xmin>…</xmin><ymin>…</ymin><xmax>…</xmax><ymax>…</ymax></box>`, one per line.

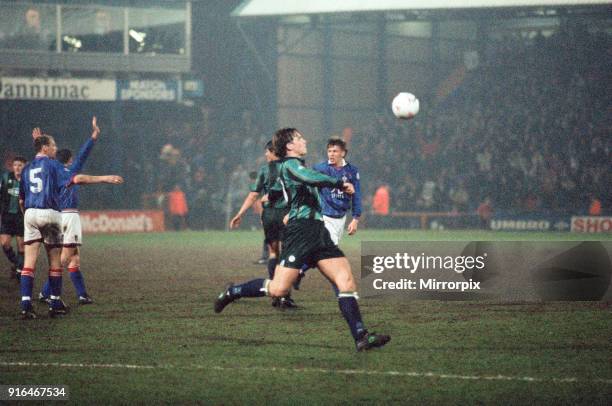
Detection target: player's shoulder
<box><xmin>345</xmin><ymin>161</ymin><xmax>359</xmax><ymax>171</ymax></box>
<box><xmin>35</xmin><ymin>155</ymin><xmax>53</xmax><ymax>165</ymax></box>
<box><xmin>45</xmin><ymin>159</ymin><xmax>70</xmax><ymax>177</ymax></box>
<box><xmin>271</xmin><ymin>159</ymin><xmax>286</xmax><ymax>169</ymax></box>
<box><xmin>50</xmin><ymin>159</ymin><xmax>67</xmax><ymax>170</ymax></box>
<box><xmin>283</xmin><ymin>157</ymin><xmax>303</xmax><ymax>169</ymax></box>
<box><xmin>258</xmin><ymin>162</ymin><xmax>269</xmax><ymax>173</ymax></box>
<box><xmin>8</xmin><ymin>171</ymin><xmax>19</xmax><ymax>183</ymax></box>
<box><xmin>345</xmin><ymin>162</ymin><xmax>360</xmax><ymax>176</ymax></box>
<box><xmin>19</xmin><ymin>162</ymin><xmax>28</xmax><ymax>175</ymax></box>
<box><xmin>313</xmin><ymin>161</ymin><xmax>327</xmax><ymax>171</ymax></box>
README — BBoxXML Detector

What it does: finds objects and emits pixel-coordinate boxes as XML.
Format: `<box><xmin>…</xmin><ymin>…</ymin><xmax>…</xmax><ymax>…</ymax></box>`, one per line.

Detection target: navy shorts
<box><xmin>0</xmin><ymin>212</ymin><xmax>24</xmax><ymax>237</ymax></box>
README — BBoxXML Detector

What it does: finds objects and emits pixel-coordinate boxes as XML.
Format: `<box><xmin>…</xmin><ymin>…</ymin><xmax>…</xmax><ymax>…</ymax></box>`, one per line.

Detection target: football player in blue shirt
<box><xmin>313</xmin><ymin>138</ymin><xmax>362</xmax><ymax>244</ymax></box>
<box><xmin>19</xmin><ymin>132</ymin><xmax>70</xmax><ymax>318</ymax></box>
<box><xmin>38</xmin><ymin>117</ymin><xmax>123</xmax><ymax>306</ymax></box>
<box><xmin>294</xmin><ymin>139</ymin><xmax>362</xmax><ymax>292</ymax></box>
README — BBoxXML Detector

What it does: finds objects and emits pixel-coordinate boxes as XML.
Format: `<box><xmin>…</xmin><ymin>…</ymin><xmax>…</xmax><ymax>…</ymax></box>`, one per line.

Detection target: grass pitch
<box><xmin>1</xmin><ymin>230</ymin><xmax>611</xmax><ymax>404</ymax></box>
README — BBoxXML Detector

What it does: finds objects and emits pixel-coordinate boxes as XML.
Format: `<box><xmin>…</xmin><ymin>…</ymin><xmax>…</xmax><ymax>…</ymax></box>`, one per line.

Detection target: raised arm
<box><xmin>285</xmin><ymin>160</ymin><xmax>344</xmax><ymax>189</ymax></box>
<box><xmin>68</xmin><ymin>116</ymin><xmax>100</xmax><ymax>173</ymax></box>
<box><xmin>73</xmin><ymin>174</ymin><xmax>123</xmax><ymax>185</ymax></box>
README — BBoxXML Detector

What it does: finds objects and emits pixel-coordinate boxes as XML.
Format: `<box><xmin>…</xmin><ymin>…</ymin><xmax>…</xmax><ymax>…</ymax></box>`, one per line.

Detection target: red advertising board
<box><xmin>571</xmin><ymin>216</ymin><xmax>612</xmax><ymax>233</ymax></box>
<box><xmin>80</xmin><ymin>210</ymin><xmax>165</xmax><ymax>233</ymax></box>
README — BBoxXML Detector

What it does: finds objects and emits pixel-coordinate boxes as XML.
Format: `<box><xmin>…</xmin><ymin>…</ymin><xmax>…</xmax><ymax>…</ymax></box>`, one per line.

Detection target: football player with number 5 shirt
<box><xmin>19</xmin><ymin>133</ymin><xmax>69</xmax><ymax>318</ymax></box>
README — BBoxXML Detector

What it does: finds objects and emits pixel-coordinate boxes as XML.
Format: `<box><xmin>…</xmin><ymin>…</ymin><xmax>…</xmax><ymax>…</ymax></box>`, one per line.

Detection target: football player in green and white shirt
<box><xmin>215</xmin><ymin>128</ymin><xmax>390</xmax><ymax>352</ymax></box>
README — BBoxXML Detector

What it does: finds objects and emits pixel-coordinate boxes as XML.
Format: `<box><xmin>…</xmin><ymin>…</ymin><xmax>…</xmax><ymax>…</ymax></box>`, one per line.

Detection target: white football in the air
<box><xmin>392</xmin><ymin>92</ymin><xmax>420</xmax><ymax>119</ymax></box>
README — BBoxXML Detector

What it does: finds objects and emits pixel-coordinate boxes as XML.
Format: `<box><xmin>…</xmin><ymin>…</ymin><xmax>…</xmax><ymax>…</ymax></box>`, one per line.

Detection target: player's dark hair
<box><xmin>327</xmin><ymin>138</ymin><xmax>347</xmax><ymax>154</ymax></box>
<box><xmin>273</xmin><ymin>128</ymin><xmax>299</xmax><ymax>158</ymax></box>
<box><xmin>34</xmin><ymin>135</ymin><xmax>54</xmax><ymax>153</ymax></box>
<box><xmin>265</xmin><ymin>140</ymin><xmax>273</xmax><ymax>152</ymax></box>
<box><xmin>13</xmin><ymin>156</ymin><xmax>27</xmax><ymax>164</ymax></box>
<box><xmin>56</xmin><ymin>149</ymin><xmax>73</xmax><ymax>164</ymax></box>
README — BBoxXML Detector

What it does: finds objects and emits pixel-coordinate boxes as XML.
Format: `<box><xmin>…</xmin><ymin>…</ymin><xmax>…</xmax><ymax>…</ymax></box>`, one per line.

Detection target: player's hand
<box><xmin>32</xmin><ymin>127</ymin><xmax>42</xmax><ymax>139</ymax></box>
<box><xmin>261</xmin><ymin>194</ymin><xmax>269</xmax><ymax>203</ymax></box>
<box><xmin>91</xmin><ymin>116</ymin><xmax>100</xmax><ymax>140</ymax></box>
<box><xmin>282</xmin><ymin>214</ymin><xmax>289</xmax><ymax>225</ymax></box>
<box><xmin>342</xmin><ymin>182</ymin><xmax>355</xmax><ymax>195</ymax></box>
<box><xmin>347</xmin><ymin>218</ymin><xmax>359</xmax><ymax>235</ymax></box>
<box><xmin>107</xmin><ymin>175</ymin><xmax>123</xmax><ymax>184</ymax></box>
<box><xmin>230</xmin><ymin>215</ymin><xmax>242</xmax><ymax>229</ymax></box>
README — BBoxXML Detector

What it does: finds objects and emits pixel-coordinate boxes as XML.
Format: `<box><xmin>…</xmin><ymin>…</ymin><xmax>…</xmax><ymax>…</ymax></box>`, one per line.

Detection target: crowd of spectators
<box><xmin>131</xmin><ymin>24</ymin><xmax>609</xmax><ymax>229</ymax></box>
<box><xmin>126</xmin><ymin>109</ymin><xmax>270</xmax><ymax>229</ymax></box>
<box><xmin>349</xmin><ymin>25</ymin><xmax>610</xmax><ymax>216</ymax></box>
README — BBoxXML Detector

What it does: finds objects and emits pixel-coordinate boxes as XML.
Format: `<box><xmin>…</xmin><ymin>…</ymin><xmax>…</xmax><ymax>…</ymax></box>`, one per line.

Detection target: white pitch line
<box><xmin>0</xmin><ymin>361</ymin><xmax>155</xmax><ymax>370</ymax></box>
<box><xmin>1</xmin><ymin>361</ymin><xmax>611</xmax><ymax>385</ymax></box>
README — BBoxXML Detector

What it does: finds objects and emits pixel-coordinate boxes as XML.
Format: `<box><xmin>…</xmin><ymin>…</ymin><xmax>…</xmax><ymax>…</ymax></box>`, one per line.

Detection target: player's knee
<box><xmin>268</xmin><ymin>283</ymin><xmax>290</xmax><ymax>298</ymax></box>
<box><xmin>337</xmin><ymin>281</ymin><xmax>356</xmax><ymax>292</ymax></box>
<box><xmin>335</xmin><ymin>272</ymin><xmax>356</xmax><ymax>292</ymax></box>
<box><xmin>60</xmin><ymin>255</ymin><xmax>70</xmax><ymax>266</ymax></box>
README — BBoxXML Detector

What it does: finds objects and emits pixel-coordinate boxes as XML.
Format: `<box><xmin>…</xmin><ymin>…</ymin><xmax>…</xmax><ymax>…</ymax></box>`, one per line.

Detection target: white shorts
<box><xmin>61</xmin><ymin>211</ymin><xmax>82</xmax><ymax>246</ymax></box>
<box><xmin>24</xmin><ymin>208</ymin><xmax>63</xmax><ymax>246</ymax></box>
<box><xmin>323</xmin><ymin>215</ymin><xmax>346</xmax><ymax>246</ymax></box>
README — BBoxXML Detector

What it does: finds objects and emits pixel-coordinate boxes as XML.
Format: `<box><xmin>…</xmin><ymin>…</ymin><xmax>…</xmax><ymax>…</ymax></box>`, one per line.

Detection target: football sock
<box><xmin>41</xmin><ymin>280</ymin><xmax>52</xmax><ymax>298</ymax></box>
<box><xmin>267</xmin><ymin>257</ymin><xmax>277</xmax><ymax>279</ymax></box>
<box><xmin>2</xmin><ymin>245</ymin><xmax>18</xmax><ymax>266</ymax></box>
<box><xmin>230</xmin><ymin>278</ymin><xmax>267</xmax><ymax>298</ymax></box>
<box><xmin>20</xmin><ymin>268</ymin><xmax>35</xmax><ymax>310</ymax></box>
<box><xmin>17</xmin><ymin>251</ymin><xmax>24</xmax><ymax>269</ymax></box>
<box><xmin>68</xmin><ymin>267</ymin><xmax>88</xmax><ymax>297</ymax></box>
<box><xmin>338</xmin><ymin>292</ymin><xmax>366</xmax><ymax>341</ymax></box>
<box><xmin>261</xmin><ymin>241</ymin><xmax>269</xmax><ymax>259</ymax></box>
<box><xmin>298</xmin><ymin>263</ymin><xmax>309</xmax><ymax>281</ymax></box>
<box><xmin>48</xmin><ymin>268</ymin><xmax>63</xmax><ymax>308</ymax></box>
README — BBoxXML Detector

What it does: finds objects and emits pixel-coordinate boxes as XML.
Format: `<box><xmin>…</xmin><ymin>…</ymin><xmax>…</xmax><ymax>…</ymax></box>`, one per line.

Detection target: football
<box><xmin>392</xmin><ymin>92</ymin><xmax>420</xmax><ymax>119</ymax></box>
